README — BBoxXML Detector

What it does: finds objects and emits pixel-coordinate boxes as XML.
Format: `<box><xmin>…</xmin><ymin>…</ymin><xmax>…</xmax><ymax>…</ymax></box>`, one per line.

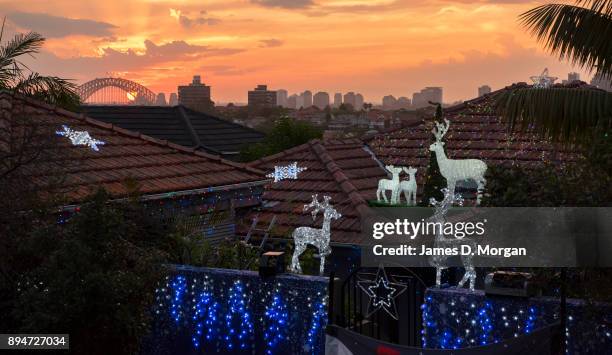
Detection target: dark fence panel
<box><xmin>141</xmin><ymin>265</ymin><xmax>328</xmax><ymax>355</ymax></box>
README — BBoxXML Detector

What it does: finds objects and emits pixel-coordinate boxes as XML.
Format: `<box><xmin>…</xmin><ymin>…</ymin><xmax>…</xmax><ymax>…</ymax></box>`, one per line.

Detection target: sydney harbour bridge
<box><xmin>77</xmin><ymin>77</ymin><xmax>162</xmax><ymax>105</ymax></box>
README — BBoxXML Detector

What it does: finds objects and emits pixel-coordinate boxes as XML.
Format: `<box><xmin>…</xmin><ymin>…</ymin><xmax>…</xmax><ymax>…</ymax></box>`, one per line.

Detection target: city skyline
<box><xmin>3</xmin><ymin>1</ymin><xmax>592</xmax><ymax>104</ymax></box>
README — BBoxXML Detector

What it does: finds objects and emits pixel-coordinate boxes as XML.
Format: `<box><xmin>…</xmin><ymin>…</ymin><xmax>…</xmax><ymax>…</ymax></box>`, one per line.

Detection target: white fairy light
<box><xmin>357</xmin><ymin>265</ymin><xmax>407</xmax><ymax>320</ymax></box>
<box><xmin>429</xmin><ymin>119</ymin><xmax>487</xmax><ymax>205</ymax></box>
<box><xmin>376</xmin><ymin>165</ymin><xmax>404</xmax><ymax>204</ymax></box>
<box><xmin>530</xmin><ymin>68</ymin><xmax>557</xmax><ymax>88</ymax></box>
<box><xmin>429</xmin><ymin>188</ymin><xmax>477</xmax><ymax>291</ymax></box>
<box><xmin>289</xmin><ymin>195</ymin><xmax>341</xmax><ymax>275</ymax></box>
<box><xmin>56</xmin><ymin>125</ymin><xmax>105</xmax><ymax>151</ymax></box>
<box><xmin>266</xmin><ymin>162</ymin><xmax>307</xmax><ymax>182</ymax></box>
<box><xmin>399</xmin><ymin>166</ymin><xmax>418</xmax><ymax>206</ymax></box>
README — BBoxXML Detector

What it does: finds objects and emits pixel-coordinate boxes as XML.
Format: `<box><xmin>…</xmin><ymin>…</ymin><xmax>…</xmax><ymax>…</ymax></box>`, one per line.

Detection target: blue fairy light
<box><xmin>224</xmin><ymin>280</ymin><xmax>254</xmax><ymax>350</ymax></box>
<box><xmin>264</xmin><ymin>292</ymin><xmax>289</xmax><ymax>354</ymax></box>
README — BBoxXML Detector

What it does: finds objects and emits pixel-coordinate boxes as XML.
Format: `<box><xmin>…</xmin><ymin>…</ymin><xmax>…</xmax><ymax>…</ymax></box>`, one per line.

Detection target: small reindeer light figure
<box><xmin>377</xmin><ymin>165</ymin><xmax>404</xmax><ymax>204</ymax></box>
<box><xmin>399</xmin><ymin>166</ymin><xmax>418</xmax><ymax>206</ymax></box>
<box><xmin>429</xmin><ymin>119</ymin><xmax>487</xmax><ymax>205</ymax></box>
<box><xmin>290</xmin><ymin>195</ymin><xmax>341</xmax><ymax>275</ymax></box>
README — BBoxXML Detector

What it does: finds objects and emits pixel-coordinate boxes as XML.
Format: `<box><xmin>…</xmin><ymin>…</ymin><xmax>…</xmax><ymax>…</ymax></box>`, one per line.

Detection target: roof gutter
<box><xmin>59</xmin><ymin>179</ymin><xmax>270</xmax><ymax>212</ymax></box>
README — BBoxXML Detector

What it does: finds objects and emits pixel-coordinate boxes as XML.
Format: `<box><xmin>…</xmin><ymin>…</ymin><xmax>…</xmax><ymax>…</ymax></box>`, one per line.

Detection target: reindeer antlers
<box><xmin>432</xmin><ymin>118</ymin><xmax>450</xmax><ymax>142</ymax></box>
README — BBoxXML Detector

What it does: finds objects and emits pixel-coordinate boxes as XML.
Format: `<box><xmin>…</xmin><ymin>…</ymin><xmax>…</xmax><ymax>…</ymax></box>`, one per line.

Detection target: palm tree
<box><xmin>496</xmin><ymin>0</ymin><xmax>612</xmax><ymax>144</ymax></box>
<box><xmin>0</xmin><ymin>19</ymin><xmax>80</xmax><ymax>109</ymax></box>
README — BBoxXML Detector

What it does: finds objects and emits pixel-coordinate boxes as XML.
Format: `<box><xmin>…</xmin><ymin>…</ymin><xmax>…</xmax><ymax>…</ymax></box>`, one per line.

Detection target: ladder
<box><xmin>243</xmin><ymin>214</ymin><xmax>277</xmax><ymax>250</ymax></box>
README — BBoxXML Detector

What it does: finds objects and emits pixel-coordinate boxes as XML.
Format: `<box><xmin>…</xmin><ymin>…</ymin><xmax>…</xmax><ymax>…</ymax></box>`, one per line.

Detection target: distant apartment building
<box><xmin>178</xmin><ymin>75</ymin><xmax>214</xmax><ymax>112</ymax></box>
<box><xmin>313</xmin><ymin>92</ymin><xmax>330</xmax><ymax>109</ymax></box>
<box><xmin>277</xmin><ymin>89</ymin><xmax>288</xmax><ymax>107</ymax></box>
<box><xmin>562</xmin><ymin>72</ymin><xmax>581</xmax><ymax>84</ymax></box>
<box><xmin>168</xmin><ymin>93</ymin><xmax>178</xmax><ymax>106</ymax></box>
<box><xmin>382</xmin><ymin>95</ymin><xmax>397</xmax><ymax>110</ymax></box>
<box><xmin>355</xmin><ymin>93</ymin><xmax>364</xmax><ymax>110</ymax></box>
<box><xmin>333</xmin><ymin>93</ymin><xmax>342</xmax><ymax>108</ymax></box>
<box><xmin>155</xmin><ymin>93</ymin><xmax>167</xmax><ymax>106</ymax></box>
<box><xmin>295</xmin><ymin>106</ymin><xmax>326</xmax><ymax>125</ymax></box>
<box><xmin>287</xmin><ymin>94</ymin><xmax>298</xmax><ymax>109</ymax></box>
<box><xmin>397</xmin><ymin>97</ymin><xmax>411</xmax><ymax>109</ymax></box>
<box><xmin>591</xmin><ymin>73</ymin><xmax>612</xmax><ymax>91</ymax></box>
<box><xmin>302</xmin><ymin>90</ymin><xmax>313</xmax><ymax>108</ymax></box>
<box><xmin>412</xmin><ymin>86</ymin><xmax>443</xmax><ymax>108</ymax></box>
<box><xmin>478</xmin><ymin>85</ymin><xmax>492</xmax><ymax>97</ymax></box>
<box><xmin>343</xmin><ymin>92</ymin><xmax>356</xmax><ymax>109</ymax></box>
<box><xmin>248</xmin><ymin>84</ymin><xmax>277</xmax><ymax>109</ymax></box>
<box><xmin>296</xmin><ymin>94</ymin><xmax>305</xmax><ymax>109</ymax></box>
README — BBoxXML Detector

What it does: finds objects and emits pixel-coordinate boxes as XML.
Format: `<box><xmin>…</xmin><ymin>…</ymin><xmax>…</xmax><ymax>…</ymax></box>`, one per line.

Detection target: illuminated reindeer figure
<box><xmin>429</xmin><ymin>119</ymin><xmax>487</xmax><ymax>205</ymax></box>
<box><xmin>377</xmin><ymin>165</ymin><xmax>404</xmax><ymax>204</ymax></box>
<box><xmin>399</xmin><ymin>166</ymin><xmax>418</xmax><ymax>206</ymax></box>
<box><xmin>428</xmin><ymin>188</ymin><xmax>477</xmax><ymax>291</ymax></box>
<box><xmin>290</xmin><ymin>195</ymin><xmax>342</xmax><ymax>275</ymax></box>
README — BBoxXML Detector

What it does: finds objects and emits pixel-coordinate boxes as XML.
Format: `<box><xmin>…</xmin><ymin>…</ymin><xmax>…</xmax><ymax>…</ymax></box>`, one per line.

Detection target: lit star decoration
<box><xmin>530</xmin><ymin>68</ymin><xmax>557</xmax><ymax>88</ymax></box>
<box><xmin>357</xmin><ymin>265</ymin><xmax>407</xmax><ymax>320</ymax></box>
<box><xmin>266</xmin><ymin>162</ymin><xmax>307</xmax><ymax>182</ymax></box>
<box><xmin>56</xmin><ymin>125</ymin><xmax>105</xmax><ymax>151</ymax></box>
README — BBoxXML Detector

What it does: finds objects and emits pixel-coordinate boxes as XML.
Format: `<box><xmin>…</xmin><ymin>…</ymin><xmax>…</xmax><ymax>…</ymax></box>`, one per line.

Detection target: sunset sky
<box><xmin>2</xmin><ymin>0</ymin><xmax>590</xmax><ymax>104</ymax></box>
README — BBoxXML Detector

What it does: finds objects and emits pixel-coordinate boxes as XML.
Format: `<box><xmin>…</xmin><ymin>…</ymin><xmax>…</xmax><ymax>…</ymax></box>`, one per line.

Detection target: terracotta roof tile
<box><xmin>245</xmin><ymin>139</ymin><xmax>387</xmax><ymax>245</ymax></box>
<box><xmin>1</xmin><ymin>92</ymin><xmax>267</xmax><ymax>205</ymax></box>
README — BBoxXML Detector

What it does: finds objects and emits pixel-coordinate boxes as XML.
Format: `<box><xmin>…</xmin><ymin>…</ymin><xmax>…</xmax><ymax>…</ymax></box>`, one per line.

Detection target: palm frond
<box><xmin>13</xmin><ymin>73</ymin><xmax>81</xmax><ymax>109</ymax></box>
<box><xmin>520</xmin><ymin>3</ymin><xmax>612</xmax><ymax>78</ymax></box>
<box><xmin>0</xmin><ymin>32</ymin><xmax>45</xmax><ymax>89</ymax></box>
<box><xmin>495</xmin><ymin>87</ymin><xmax>612</xmax><ymax>145</ymax></box>
<box><xmin>575</xmin><ymin>0</ymin><xmax>612</xmax><ymax>15</ymax></box>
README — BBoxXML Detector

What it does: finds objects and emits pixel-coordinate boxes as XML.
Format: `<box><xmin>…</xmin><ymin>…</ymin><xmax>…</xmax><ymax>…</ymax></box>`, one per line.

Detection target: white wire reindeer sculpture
<box><xmin>429</xmin><ymin>119</ymin><xmax>487</xmax><ymax>205</ymax></box>
<box><xmin>377</xmin><ymin>165</ymin><xmax>404</xmax><ymax>204</ymax></box>
<box><xmin>290</xmin><ymin>195</ymin><xmax>342</xmax><ymax>275</ymax></box>
<box><xmin>428</xmin><ymin>188</ymin><xmax>477</xmax><ymax>291</ymax></box>
<box><xmin>399</xmin><ymin>166</ymin><xmax>418</xmax><ymax>206</ymax></box>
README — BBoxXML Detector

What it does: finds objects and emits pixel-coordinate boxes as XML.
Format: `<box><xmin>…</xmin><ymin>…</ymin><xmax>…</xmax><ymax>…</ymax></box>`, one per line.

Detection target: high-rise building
<box><xmin>178</xmin><ymin>75</ymin><xmax>214</xmax><ymax>112</ymax></box>
<box><xmin>333</xmin><ymin>93</ymin><xmax>342</xmax><ymax>108</ymax></box>
<box><xmin>478</xmin><ymin>85</ymin><xmax>491</xmax><ymax>97</ymax></box>
<box><xmin>169</xmin><ymin>93</ymin><xmax>178</xmax><ymax>106</ymax></box>
<box><xmin>590</xmin><ymin>73</ymin><xmax>612</xmax><ymax>91</ymax></box>
<box><xmin>302</xmin><ymin>90</ymin><xmax>313</xmax><ymax>108</ymax></box>
<box><xmin>277</xmin><ymin>89</ymin><xmax>288</xmax><ymax>107</ymax></box>
<box><xmin>287</xmin><ymin>94</ymin><xmax>298</xmax><ymax>109</ymax></box>
<box><xmin>296</xmin><ymin>94</ymin><xmax>304</xmax><ymax>109</ymax></box>
<box><xmin>248</xmin><ymin>84</ymin><xmax>277</xmax><ymax>109</ymax></box>
<box><xmin>397</xmin><ymin>97</ymin><xmax>411</xmax><ymax>109</ymax></box>
<box><xmin>354</xmin><ymin>93</ymin><xmax>364</xmax><ymax>110</ymax></box>
<box><xmin>313</xmin><ymin>92</ymin><xmax>330</xmax><ymax>109</ymax></box>
<box><xmin>155</xmin><ymin>93</ymin><xmax>167</xmax><ymax>106</ymax></box>
<box><xmin>412</xmin><ymin>87</ymin><xmax>443</xmax><ymax>108</ymax></box>
<box><xmin>382</xmin><ymin>95</ymin><xmax>397</xmax><ymax>110</ymax></box>
<box><xmin>562</xmin><ymin>72</ymin><xmax>581</xmax><ymax>84</ymax></box>
<box><xmin>343</xmin><ymin>92</ymin><xmax>356</xmax><ymax>109</ymax></box>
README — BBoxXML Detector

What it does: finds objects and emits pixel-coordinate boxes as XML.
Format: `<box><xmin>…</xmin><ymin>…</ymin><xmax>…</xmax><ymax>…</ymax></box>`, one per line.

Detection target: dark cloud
<box><xmin>7</xmin><ymin>12</ymin><xmax>117</xmax><ymax>38</ymax></box>
<box><xmin>20</xmin><ymin>39</ymin><xmax>245</xmax><ymax>82</ymax></box>
<box><xmin>175</xmin><ymin>10</ymin><xmax>221</xmax><ymax>28</ymax></box>
<box><xmin>259</xmin><ymin>38</ymin><xmax>284</xmax><ymax>48</ymax></box>
<box><xmin>250</xmin><ymin>0</ymin><xmax>314</xmax><ymax>9</ymax></box>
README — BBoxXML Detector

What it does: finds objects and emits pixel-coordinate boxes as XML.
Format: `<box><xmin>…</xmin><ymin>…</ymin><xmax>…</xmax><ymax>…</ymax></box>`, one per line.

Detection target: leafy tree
<box><xmin>419</xmin><ymin>103</ymin><xmax>447</xmax><ymax>206</ymax></box>
<box><xmin>240</xmin><ymin>115</ymin><xmax>322</xmax><ymax>161</ymax></box>
<box><xmin>495</xmin><ymin>0</ymin><xmax>612</xmax><ymax>145</ymax></box>
<box><xmin>9</xmin><ymin>190</ymin><xmax>179</xmax><ymax>355</ymax></box>
<box><xmin>482</xmin><ymin>129</ymin><xmax>611</xmax><ymax>207</ymax></box>
<box><xmin>0</xmin><ymin>20</ymin><xmax>80</xmax><ymax>109</ymax></box>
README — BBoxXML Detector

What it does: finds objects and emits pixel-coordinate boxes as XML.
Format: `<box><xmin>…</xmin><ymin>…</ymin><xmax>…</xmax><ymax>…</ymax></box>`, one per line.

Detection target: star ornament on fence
<box><xmin>56</xmin><ymin>125</ymin><xmax>105</xmax><ymax>151</ymax></box>
<box><xmin>266</xmin><ymin>162</ymin><xmax>307</xmax><ymax>182</ymax></box>
<box><xmin>358</xmin><ymin>265</ymin><xmax>407</xmax><ymax>320</ymax></box>
<box><xmin>530</xmin><ymin>68</ymin><xmax>557</xmax><ymax>89</ymax></box>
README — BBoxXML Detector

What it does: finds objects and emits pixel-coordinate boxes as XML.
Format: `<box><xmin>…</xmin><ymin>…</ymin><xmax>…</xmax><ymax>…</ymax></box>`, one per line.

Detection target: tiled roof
<box><xmin>246</xmin><ymin>139</ymin><xmax>387</xmax><ymax>245</ymax></box>
<box><xmin>365</xmin><ymin>83</ymin><xmax>582</xmax><ymax>192</ymax></box>
<box><xmin>1</xmin><ymin>92</ymin><xmax>266</xmax><ymax>205</ymax></box>
<box><xmin>79</xmin><ymin>105</ymin><xmax>265</xmax><ymax>160</ymax></box>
